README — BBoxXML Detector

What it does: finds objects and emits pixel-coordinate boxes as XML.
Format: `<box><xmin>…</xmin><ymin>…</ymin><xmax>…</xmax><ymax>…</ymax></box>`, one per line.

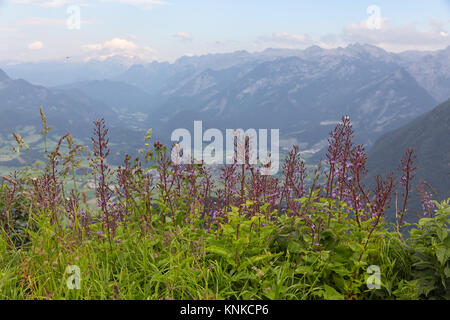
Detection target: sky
<box><xmin>0</xmin><ymin>0</ymin><xmax>449</xmax><ymax>63</ymax></box>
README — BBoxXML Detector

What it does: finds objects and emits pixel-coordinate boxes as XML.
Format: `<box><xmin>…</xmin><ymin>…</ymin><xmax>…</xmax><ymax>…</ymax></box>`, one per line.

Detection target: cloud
<box><xmin>255</xmin><ymin>32</ymin><xmax>341</xmax><ymax>50</ymax></box>
<box><xmin>0</xmin><ymin>27</ymin><xmax>18</xmax><ymax>33</ymax></box>
<box><xmin>6</xmin><ymin>0</ymin><xmax>70</xmax><ymax>7</ymax></box>
<box><xmin>7</xmin><ymin>0</ymin><xmax>170</xmax><ymax>9</ymax></box>
<box><xmin>83</xmin><ymin>38</ymin><xmax>138</xmax><ymax>50</ymax></box>
<box><xmin>16</xmin><ymin>17</ymin><xmax>97</xmax><ymax>26</ymax></box>
<box><xmin>28</xmin><ymin>41</ymin><xmax>44</xmax><ymax>50</ymax></box>
<box><xmin>174</xmin><ymin>31</ymin><xmax>193</xmax><ymax>42</ymax></box>
<box><xmin>341</xmin><ymin>18</ymin><xmax>450</xmax><ymax>51</ymax></box>
<box><xmin>82</xmin><ymin>37</ymin><xmax>157</xmax><ymax>61</ymax></box>
<box><xmin>259</xmin><ymin>32</ymin><xmax>317</xmax><ymax>47</ymax></box>
<box><xmin>20</xmin><ymin>18</ymin><xmax>67</xmax><ymax>26</ymax></box>
<box><xmin>98</xmin><ymin>0</ymin><xmax>170</xmax><ymax>10</ymax></box>
<box><xmin>256</xmin><ymin>19</ymin><xmax>450</xmax><ymax>53</ymax></box>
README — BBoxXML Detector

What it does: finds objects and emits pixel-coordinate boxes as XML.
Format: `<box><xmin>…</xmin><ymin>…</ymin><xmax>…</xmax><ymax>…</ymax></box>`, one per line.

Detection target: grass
<box><xmin>0</xmin><ymin>199</ymin><xmax>448</xmax><ymax>300</ymax></box>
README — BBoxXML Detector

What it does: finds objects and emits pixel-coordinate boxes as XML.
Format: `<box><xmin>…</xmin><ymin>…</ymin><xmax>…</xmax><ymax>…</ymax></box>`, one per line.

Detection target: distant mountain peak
<box><xmin>345</xmin><ymin>43</ymin><xmax>388</xmax><ymax>56</ymax></box>
<box><xmin>85</xmin><ymin>54</ymin><xmax>147</xmax><ymax>67</ymax></box>
<box><xmin>303</xmin><ymin>45</ymin><xmax>324</xmax><ymax>54</ymax></box>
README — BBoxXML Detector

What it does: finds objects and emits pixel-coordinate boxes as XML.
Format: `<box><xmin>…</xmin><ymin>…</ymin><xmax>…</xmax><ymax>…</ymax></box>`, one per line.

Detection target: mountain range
<box><xmin>0</xmin><ymin>44</ymin><xmax>448</xmax><ymax>189</ymax></box>
<box><xmin>4</xmin><ymin>44</ymin><xmax>448</xmax><ymax>103</ymax></box>
<box><xmin>138</xmin><ymin>50</ymin><xmax>437</xmax><ymax>156</ymax></box>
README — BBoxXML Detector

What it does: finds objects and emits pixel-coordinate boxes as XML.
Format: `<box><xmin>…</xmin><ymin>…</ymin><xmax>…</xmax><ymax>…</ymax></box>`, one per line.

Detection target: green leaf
<box><xmin>436</xmin><ymin>228</ymin><xmax>448</xmax><ymax>242</ymax></box>
<box><xmin>287</xmin><ymin>241</ymin><xmax>304</xmax><ymax>253</ymax></box>
<box><xmin>334</xmin><ymin>245</ymin><xmax>354</xmax><ymax>262</ymax></box>
<box><xmin>250</xmin><ymin>252</ymin><xmax>280</xmax><ymax>264</ymax></box>
<box><xmin>444</xmin><ymin>266</ymin><xmax>450</xmax><ymax>278</ymax></box>
<box><xmin>418</xmin><ymin>218</ymin><xmax>433</xmax><ymax>227</ymax></box>
<box><xmin>232</xmin><ymin>238</ymin><xmax>248</xmax><ymax>247</ymax></box>
<box><xmin>435</xmin><ymin>247</ymin><xmax>449</xmax><ymax>265</ymax></box>
<box><xmin>323</xmin><ymin>284</ymin><xmax>344</xmax><ymax>300</ymax></box>
<box><xmin>245</xmin><ymin>200</ymin><xmax>255</xmax><ymax>206</ymax></box>
<box><xmin>295</xmin><ymin>265</ymin><xmax>314</xmax><ymax>275</ymax></box>
<box><xmin>206</xmin><ymin>245</ymin><xmax>233</xmax><ymax>259</ymax></box>
<box><xmin>221</xmin><ymin>224</ymin><xmax>234</xmax><ymax>236</ymax></box>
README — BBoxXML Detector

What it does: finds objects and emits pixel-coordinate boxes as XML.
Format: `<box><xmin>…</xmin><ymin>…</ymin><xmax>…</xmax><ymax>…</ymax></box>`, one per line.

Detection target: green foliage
<box><xmin>0</xmin><ymin>194</ymin><xmax>448</xmax><ymax>300</ymax></box>
<box><xmin>403</xmin><ymin>200</ymin><xmax>450</xmax><ymax>299</ymax></box>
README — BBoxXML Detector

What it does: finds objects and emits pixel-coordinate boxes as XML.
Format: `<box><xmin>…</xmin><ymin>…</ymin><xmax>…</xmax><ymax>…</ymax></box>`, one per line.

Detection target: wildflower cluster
<box><xmin>1</xmin><ymin>113</ymin><xmax>447</xmax><ymax>300</ymax></box>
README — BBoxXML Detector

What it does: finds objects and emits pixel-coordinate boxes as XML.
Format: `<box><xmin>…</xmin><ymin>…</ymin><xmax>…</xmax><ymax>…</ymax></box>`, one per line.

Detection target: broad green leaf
<box><xmin>323</xmin><ymin>284</ymin><xmax>344</xmax><ymax>300</ymax></box>
<box><xmin>418</xmin><ymin>218</ymin><xmax>433</xmax><ymax>227</ymax></box>
<box><xmin>435</xmin><ymin>247</ymin><xmax>449</xmax><ymax>265</ymax></box>
<box><xmin>295</xmin><ymin>265</ymin><xmax>314</xmax><ymax>275</ymax></box>
<box><xmin>436</xmin><ymin>228</ymin><xmax>448</xmax><ymax>242</ymax></box>
<box><xmin>444</xmin><ymin>266</ymin><xmax>450</xmax><ymax>278</ymax></box>
<box><xmin>287</xmin><ymin>241</ymin><xmax>304</xmax><ymax>253</ymax></box>
<box><xmin>206</xmin><ymin>245</ymin><xmax>233</xmax><ymax>259</ymax></box>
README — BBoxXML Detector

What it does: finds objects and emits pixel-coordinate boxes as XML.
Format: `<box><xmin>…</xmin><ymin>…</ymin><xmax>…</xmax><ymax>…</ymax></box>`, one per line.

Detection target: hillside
<box><xmin>0</xmin><ymin>69</ymin><xmax>143</xmax><ymax>166</ymax></box>
<box><xmin>55</xmin><ymin>80</ymin><xmax>154</xmax><ymax>113</ymax></box>
<box><xmin>367</xmin><ymin>99</ymin><xmax>450</xmax><ymax>221</ymax></box>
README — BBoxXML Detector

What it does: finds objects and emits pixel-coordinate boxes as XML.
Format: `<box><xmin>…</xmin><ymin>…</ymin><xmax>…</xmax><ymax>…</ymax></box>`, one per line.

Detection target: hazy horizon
<box><xmin>1</xmin><ymin>0</ymin><xmax>450</xmax><ymax>63</ymax></box>
<box><xmin>1</xmin><ymin>42</ymin><xmax>449</xmax><ymax>66</ymax></box>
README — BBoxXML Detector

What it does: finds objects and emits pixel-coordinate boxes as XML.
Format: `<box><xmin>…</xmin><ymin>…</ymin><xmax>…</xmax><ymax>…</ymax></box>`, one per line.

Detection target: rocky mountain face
<box><xmin>3</xmin><ymin>44</ymin><xmax>448</xmax><ymax>104</ymax></box>
<box><xmin>113</xmin><ymin>45</ymin><xmax>438</xmax><ymax>156</ymax></box>
<box><xmin>1</xmin><ymin>44</ymin><xmax>447</xmax><ymax>161</ymax></box>
<box><xmin>113</xmin><ymin>43</ymin><xmax>450</xmax><ymax>100</ymax></box>
<box><xmin>396</xmin><ymin>46</ymin><xmax>450</xmax><ymax>103</ymax></box>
